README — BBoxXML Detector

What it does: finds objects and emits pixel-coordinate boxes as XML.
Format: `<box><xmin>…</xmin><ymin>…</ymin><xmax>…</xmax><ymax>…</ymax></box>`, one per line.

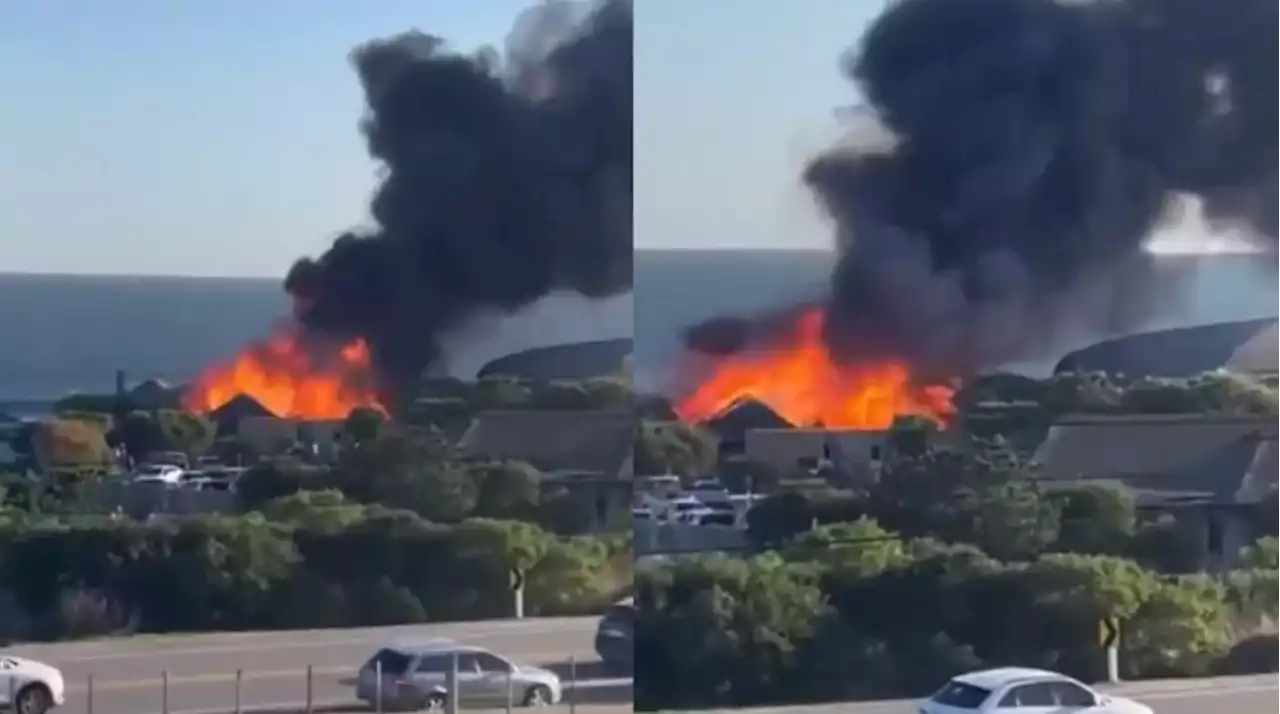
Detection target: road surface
<box><xmin>7</xmin><ymin>617</ymin><xmax>629</xmax><ymax>714</ymax></box>
<box><xmin>666</xmin><ymin>674</ymin><xmax>1278</xmax><ymax>713</ymax></box>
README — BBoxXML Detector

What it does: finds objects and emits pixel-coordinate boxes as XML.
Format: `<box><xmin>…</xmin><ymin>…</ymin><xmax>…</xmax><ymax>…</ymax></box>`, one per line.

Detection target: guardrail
<box><xmin>14</xmin><ymin>653</ymin><xmax>633</xmax><ymax>714</ymax></box>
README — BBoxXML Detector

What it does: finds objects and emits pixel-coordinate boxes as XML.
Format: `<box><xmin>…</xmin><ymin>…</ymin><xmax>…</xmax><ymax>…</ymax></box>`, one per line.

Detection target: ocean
<box><xmin>0</xmin><ymin>250</ymin><xmax>1275</xmax><ymax>410</ymax></box>
<box><xmin>0</xmin><ymin>272</ymin><xmax>631</xmax><ymax>409</ymax></box>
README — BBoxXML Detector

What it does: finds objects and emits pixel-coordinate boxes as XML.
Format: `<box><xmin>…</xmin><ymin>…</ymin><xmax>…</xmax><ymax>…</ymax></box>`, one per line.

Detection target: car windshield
<box><xmin>930</xmin><ymin>680</ymin><xmax>992</xmax><ymax>708</ymax></box>
<box><xmin>366</xmin><ymin>648</ymin><xmax>413</xmax><ymax>675</ymax></box>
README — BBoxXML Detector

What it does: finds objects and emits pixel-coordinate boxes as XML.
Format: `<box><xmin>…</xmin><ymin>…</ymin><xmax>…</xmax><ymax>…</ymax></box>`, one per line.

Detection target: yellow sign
<box><xmin>1098</xmin><ymin>617</ymin><xmax>1120</xmax><ymax>648</ymax></box>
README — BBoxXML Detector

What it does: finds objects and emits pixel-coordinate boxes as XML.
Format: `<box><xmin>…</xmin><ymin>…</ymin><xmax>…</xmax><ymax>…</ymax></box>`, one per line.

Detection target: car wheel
<box><xmin>522</xmin><ymin>684</ymin><xmax>553</xmax><ymax>707</ymax></box>
<box><xmin>422</xmin><ymin>692</ymin><xmax>448</xmax><ymax>711</ymax></box>
<box><xmin>15</xmin><ymin>684</ymin><xmax>52</xmax><ymax>714</ymax></box>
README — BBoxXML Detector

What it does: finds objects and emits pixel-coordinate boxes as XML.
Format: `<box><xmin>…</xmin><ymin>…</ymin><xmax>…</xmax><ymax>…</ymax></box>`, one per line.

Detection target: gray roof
<box><xmin>477</xmin><ymin>338</ymin><xmax>633</xmax><ymax>381</ymax></box>
<box><xmin>457</xmin><ymin>409</ymin><xmax>632</xmax><ymax>479</ymax></box>
<box><xmin>1032</xmin><ymin>414</ymin><xmax>1277</xmax><ymax>504</ymax></box>
<box><xmin>1054</xmin><ymin>319</ymin><xmax>1277</xmax><ymax>378</ymax></box>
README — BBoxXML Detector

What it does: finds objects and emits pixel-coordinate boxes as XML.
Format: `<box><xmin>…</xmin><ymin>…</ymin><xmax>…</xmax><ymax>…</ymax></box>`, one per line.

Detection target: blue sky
<box><xmin>636</xmin><ymin>0</ymin><xmax>887</xmax><ymax>252</ymax></box>
<box><xmin>1</xmin><ymin>0</ymin><xmax>883</xmax><ymax>276</ymax></box>
<box><xmin>0</xmin><ymin>0</ymin><xmax>535</xmax><ymax>276</ymax></box>
<box><xmin>1</xmin><ymin>0</ymin><xmax>1231</xmax><ymax>277</ymax></box>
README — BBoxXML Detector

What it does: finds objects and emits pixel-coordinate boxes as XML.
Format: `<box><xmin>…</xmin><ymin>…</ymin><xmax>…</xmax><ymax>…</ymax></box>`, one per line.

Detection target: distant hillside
<box><xmin>478</xmin><ymin>338</ymin><xmax>633</xmax><ymax>381</ymax></box>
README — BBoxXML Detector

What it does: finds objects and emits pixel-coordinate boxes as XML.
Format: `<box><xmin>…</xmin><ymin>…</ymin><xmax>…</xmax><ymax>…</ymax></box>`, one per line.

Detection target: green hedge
<box><xmin>633</xmin><ymin>522</ymin><xmax>1279</xmax><ymax>710</ymax></box>
<box><xmin>0</xmin><ymin>499</ymin><xmax>630</xmax><ymax>642</ymax></box>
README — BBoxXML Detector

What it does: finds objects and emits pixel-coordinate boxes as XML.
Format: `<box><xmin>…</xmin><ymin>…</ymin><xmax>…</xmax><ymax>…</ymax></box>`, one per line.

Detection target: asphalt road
<box><xmin>7</xmin><ymin>617</ymin><xmax>622</xmax><ymax>714</ymax></box>
<box><xmin>665</xmin><ymin>674</ymin><xmax>1279</xmax><ymax>713</ymax></box>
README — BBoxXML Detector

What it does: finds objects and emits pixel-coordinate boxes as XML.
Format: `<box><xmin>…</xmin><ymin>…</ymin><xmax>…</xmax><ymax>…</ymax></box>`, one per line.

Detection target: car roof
<box><xmin>382</xmin><ymin>639</ymin><xmax>488</xmax><ymax>657</ymax></box>
<box><xmin>951</xmin><ymin>667</ymin><xmax>1069</xmax><ymax>690</ymax></box>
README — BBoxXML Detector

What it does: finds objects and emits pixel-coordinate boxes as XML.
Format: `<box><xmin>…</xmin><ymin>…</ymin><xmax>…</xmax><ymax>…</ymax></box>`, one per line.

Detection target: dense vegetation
<box><xmin>0</xmin><ymin>495</ymin><xmax>630</xmax><ymax>642</ymax></box>
<box><xmin>634</xmin><ymin>371</ymin><xmax>1279</xmax><ymax>709</ymax></box>
<box><xmin>0</xmin><ymin>375</ymin><xmax>635</xmax><ymax>642</ymax></box>
<box><xmin>634</xmin><ymin>532</ymin><xmax>1277</xmax><ymax>709</ymax></box>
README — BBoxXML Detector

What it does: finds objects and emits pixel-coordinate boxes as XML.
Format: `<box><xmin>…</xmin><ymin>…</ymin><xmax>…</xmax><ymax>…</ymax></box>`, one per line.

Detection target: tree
<box><xmin>1238</xmin><ymin>537</ymin><xmax>1279</xmax><ymax>570</ymax></box>
<box><xmin>1188</xmin><ymin>372</ymin><xmax>1277</xmax><ymax>415</ymax></box>
<box><xmin>633</xmin><ymin>420</ymin><xmax>717</xmax><ymax>477</ymax></box>
<box><xmin>259</xmin><ymin>489</ymin><xmax>368</xmax><ymax>531</ymax></box>
<box><xmin>113</xmin><ymin>410</ymin><xmax>215</xmax><ymax>460</ymax></box>
<box><xmin>1126</xmin><ymin>514</ymin><xmax>1207</xmax><ymax>574</ymax></box>
<box><xmin>154</xmin><ymin>410</ymin><xmax>215</xmax><ymax>458</ymax></box>
<box><xmin>236</xmin><ymin>459</ymin><xmax>311</xmax><ymax>511</ymax></box>
<box><xmin>634</xmin><ymin>553</ymin><xmax>829</xmax><ymax>709</ymax></box>
<box><xmin>872</xmin><ymin>440</ymin><xmax>1060</xmax><ymax>561</ymax></box>
<box><xmin>745</xmin><ymin>491</ymin><xmax>818</xmax><ymax>548</ymax></box>
<box><xmin>332</xmin><ymin>432</ymin><xmax>477</xmax><ymax>522</ymax></box>
<box><xmin>582</xmin><ymin>377</ymin><xmax>633</xmax><ymax>409</ymax></box>
<box><xmin>31</xmin><ymin>418</ymin><xmax>114</xmax><ymax>473</ymax></box>
<box><xmin>531</xmin><ymin>380</ymin><xmax>594</xmax><ymax>409</ymax></box>
<box><xmin>1041</xmin><ymin>372</ymin><xmax>1121</xmax><ymax>415</ymax></box>
<box><xmin>470</xmin><ymin>460</ymin><xmax>541</xmax><ymax>520</ymax></box>
<box><xmin>116</xmin><ymin>411</ymin><xmax>167</xmax><ymax>458</ymax></box>
<box><xmin>784</xmin><ymin>519</ymin><xmax>907</xmax><ymax>576</ymax></box>
<box><xmin>1120</xmin><ymin>377</ymin><xmax>1205</xmax><ymax>413</ymax></box>
<box><xmin>1049</xmin><ymin>484</ymin><xmax>1136</xmax><ymax>555</ymax></box>
<box><xmin>342</xmin><ymin>407</ymin><xmax>385</xmax><ymax>445</ymax></box>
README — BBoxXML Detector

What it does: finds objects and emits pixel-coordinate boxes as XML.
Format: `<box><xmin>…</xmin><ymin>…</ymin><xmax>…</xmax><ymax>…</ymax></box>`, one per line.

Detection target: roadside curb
<box><xmin>1098</xmin><ymin>673</ymin><xmax>1278</xmax><ymax>695</ymax></box>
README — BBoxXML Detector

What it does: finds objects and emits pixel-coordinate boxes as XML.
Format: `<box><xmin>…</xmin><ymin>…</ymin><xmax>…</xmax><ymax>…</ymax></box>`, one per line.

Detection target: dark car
<box><xmin>594</xmin><ymin>597</ymin><xmax>634</xmax><ymax>675</ymax></box>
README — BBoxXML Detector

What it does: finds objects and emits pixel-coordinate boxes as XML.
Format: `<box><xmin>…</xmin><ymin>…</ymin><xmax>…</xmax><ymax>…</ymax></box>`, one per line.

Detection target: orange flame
<box><xmin>675</xmin><ymin>308</ymin><xmax>955</xmax><ymax>429</ymax></box>
<box><xmin>183</xmin><ymin>326</ymin><xmax>386</xmax><ymax>420</ymax></box>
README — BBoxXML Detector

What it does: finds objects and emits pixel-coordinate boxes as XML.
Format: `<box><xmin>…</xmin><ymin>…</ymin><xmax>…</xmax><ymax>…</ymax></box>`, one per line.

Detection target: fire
<box><xmin>675</xmin><ymin>308</ymin><xmax>955</xmax><ymax>429</ymax></box>
<box><xmin>183</xmin><ymin>326</ymin><xmax>386</xmax><ymax>420</ymax></box>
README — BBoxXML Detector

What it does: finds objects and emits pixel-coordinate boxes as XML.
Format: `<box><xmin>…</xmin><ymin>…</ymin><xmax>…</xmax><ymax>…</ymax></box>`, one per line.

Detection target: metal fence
<box><xmin>13</xmin><ymin>653</ymin><xmax>628</xmax><ymax>714</ymax></box>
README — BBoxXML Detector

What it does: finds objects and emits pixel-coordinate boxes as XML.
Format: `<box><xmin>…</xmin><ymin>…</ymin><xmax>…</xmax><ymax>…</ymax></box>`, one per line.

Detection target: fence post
<box><xmin>569</xmin><ymin>655</ymin><xmax>577</xmax><ymax>714</ymax></box>
<box><xmin>87</xmin><ymin>673</ymin><xmax>94</xmax><ymax>714</ymax></box>
<box><xmin>446</xmin><ymin>650</ymin><xmax>459</xmax><ymax>714</ymax></box>
<box><xmin>234</xmin><ymin>670</ymin><xmax>242</xmax><ymax>714</ymax></box>
<box><xmin>162</xmin><ymin>669</ymin><xmax>170</xmax><ymax>714</ymax></box>
<box><xmin>374</xmin><ymin>659</ymin><xmax>383</xmax><ymax>714</ymax></box>
<box><xmin>505</xmin><ymin>664</ymin><xmax>514</xmax><ymax>714</ymax></box>
<box><xmin>305</xmin><ymin>664</ymin><xmax>314</xmax><ymax>713</ymax></box>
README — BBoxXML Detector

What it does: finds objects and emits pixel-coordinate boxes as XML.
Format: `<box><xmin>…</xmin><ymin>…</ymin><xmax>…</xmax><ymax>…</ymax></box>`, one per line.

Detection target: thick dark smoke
<box><xmin>682</xmin><ymin>302</ymin><xmax>820</xmax><ymax>358</ymax></box>
<box><xmin>285</xmin><ymin>0</ymin><xmax>632</xmax><ymax>394</ymax></box>
<box><xmin>694</xmin><ymin>0</ymin><xmax>1276</xmax><ymax>378</ymax></box>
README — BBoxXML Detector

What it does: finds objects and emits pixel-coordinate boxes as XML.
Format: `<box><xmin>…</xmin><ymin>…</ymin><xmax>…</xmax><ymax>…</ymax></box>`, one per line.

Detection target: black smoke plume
<box><xmin>694</xmin><ymin>0</ymin><xmax>1276</xmax><ymax>377</ymax></box>
<box><xmin>285</xmin><ymin>0</ymin><xmax>632</xmax><ymax>395</ymax></box>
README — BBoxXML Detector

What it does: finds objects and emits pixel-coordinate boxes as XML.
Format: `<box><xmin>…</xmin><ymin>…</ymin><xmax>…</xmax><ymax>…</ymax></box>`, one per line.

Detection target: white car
<box><xmin>0</xmin><ymin>655</ymin><xmax>66</xmax><ymax>714</ymax></box>
<box><xmin>133</xmin><ymin>464</ymin><xmax>184</xmax><ymax>484</ymax></box>
<box><xmin>921</xmin><ymin>667</ymin><xmax>1151</xmax><ymax>714</ymax></box>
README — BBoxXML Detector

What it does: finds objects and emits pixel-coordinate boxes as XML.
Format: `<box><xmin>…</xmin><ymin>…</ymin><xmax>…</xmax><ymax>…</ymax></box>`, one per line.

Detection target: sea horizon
<box><xmin>1</xmin><ymin>249</ymin><xmax>1275</xmax><ymax>412</ymax></box>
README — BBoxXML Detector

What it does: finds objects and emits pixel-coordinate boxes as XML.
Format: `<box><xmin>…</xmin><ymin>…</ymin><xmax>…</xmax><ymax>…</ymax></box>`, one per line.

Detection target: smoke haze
<box><xmin>691</xmin><ymin>0</ymin><xmax>1276</xmax><ymax>378</ymax></box>
<box><xmin>284</xmin><ymin>0</ymin><xmax>632</xmax><ymax>394</ymax></box>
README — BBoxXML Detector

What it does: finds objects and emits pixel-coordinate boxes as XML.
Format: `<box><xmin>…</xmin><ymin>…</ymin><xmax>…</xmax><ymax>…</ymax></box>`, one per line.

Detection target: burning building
<box><xmin>673</xmin><ymin>0</ymin><xmax>1276</xmax><ymax>434</ymax></box>
<box><xmin>183</xmin><ymin>0</ymin><xmax>633</xmax><ymax>421</ymax></box>
<box><xmin>675</xmin><ymin>308</ymin><xmax>956</xmax><ymax>430</ymax></box>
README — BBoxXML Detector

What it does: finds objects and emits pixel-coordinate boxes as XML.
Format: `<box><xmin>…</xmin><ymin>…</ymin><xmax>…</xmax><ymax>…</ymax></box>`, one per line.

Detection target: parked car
<box><xmin>594</xmin><ymin>597</ymin><xmax>634</xmax><ymax>675</ymax></box>
<box><xmin>355</xmin><ymin>641</ymin><xmax>562</xmax><ymax>711</ymax></box>
<box><xmin>131</xmin><ymin>463</ymin><xmax>184</xmax><ymax>485</ymax></box>
<box><xmin>0</xmin><ymin>655</ymin><xmax>66</xmax><ymax>714</ymax></box>
<box><xmin>921</xmin><ymin>667</ymin><xmax>1151</xmax><ymax>714</ymax></box>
